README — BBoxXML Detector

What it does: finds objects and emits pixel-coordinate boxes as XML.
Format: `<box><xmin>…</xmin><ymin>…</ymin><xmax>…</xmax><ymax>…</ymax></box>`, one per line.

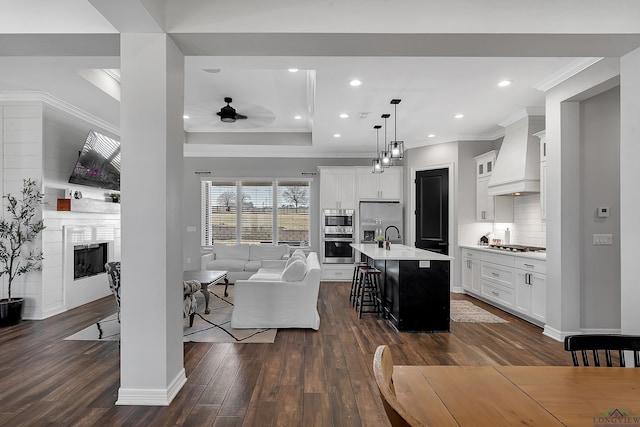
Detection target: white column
<box><xmin>620</xmin><ymin>47</ymin><xmax>640</xmax><ymax>335</ymax></box>
<box><xmin>117</xmin><ymin>33</ymin><xmax>185</xmax><ymax>405</ymax></box>
<box><xmin>543</xmin><ymin>59</ymin><xmax>620</xmax><ymax>340</ymax></box>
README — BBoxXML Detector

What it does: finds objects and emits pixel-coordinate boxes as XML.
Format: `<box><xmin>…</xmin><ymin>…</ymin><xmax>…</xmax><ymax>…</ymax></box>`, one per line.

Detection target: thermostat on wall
<box><xmin>597</xmin><ymin>206</ymin><xmax>610</xmax><ymax>218</ymax></box>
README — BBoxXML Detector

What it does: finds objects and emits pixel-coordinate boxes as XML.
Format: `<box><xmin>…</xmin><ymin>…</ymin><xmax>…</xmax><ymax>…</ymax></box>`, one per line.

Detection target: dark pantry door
<box><xmin>415</xmin><ymin>168</ymin><xmax>449</xmax><ymax>255</ymax></box>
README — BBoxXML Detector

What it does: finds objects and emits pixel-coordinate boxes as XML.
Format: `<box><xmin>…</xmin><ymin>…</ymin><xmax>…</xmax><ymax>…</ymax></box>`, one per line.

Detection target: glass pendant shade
<box><xmin>372</xmin><ymin>125</ymin><xmax>384</xmax><ymax>174</ymax></box>
<box><xmin>380</xmin><ymin>150</ymin><xmax>392</xmax><ymax>167</ymax></box>
<box><xmin>389</xmin><ymin>140</ymin><xmax>404</xmax><ymax>159</ymax></box>
<box><xmin>389</xmin><ymin>99</ymin><xmax>404</xmax><ymax>159</ymax></box>
<box><xmin>372</xmin><ymin>158</ymin><xmax>383</xmax><ymax>173</ymax></box>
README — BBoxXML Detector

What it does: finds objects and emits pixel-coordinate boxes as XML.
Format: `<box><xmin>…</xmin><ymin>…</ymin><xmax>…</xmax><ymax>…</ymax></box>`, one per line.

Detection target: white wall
<box><xmin>182</xmin><ymin>156</ymin><xmax>374</xmax><ymax>271</ymax></box>
<box><xmin>0</xmin><ymin>103</ymin><xmax>44</xmax><ymax>318</ymax></box>
<box><xmin>580</xmin><ymin>87</ymin><xmax>621</xmax><ymax>331</ymax></box>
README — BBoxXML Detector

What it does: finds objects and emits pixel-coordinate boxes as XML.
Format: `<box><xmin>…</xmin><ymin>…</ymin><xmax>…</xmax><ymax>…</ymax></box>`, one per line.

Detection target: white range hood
<box><xmin>488</xmin><ymin>112</ymin><xmax>545</xmax><ymax>196</ymax></box>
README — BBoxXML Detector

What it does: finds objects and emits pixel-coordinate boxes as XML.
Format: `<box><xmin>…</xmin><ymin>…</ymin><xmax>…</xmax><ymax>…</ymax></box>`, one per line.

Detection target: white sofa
<box><xmin>201</xmin><ymin>243</ymin><xmax>290</xmax><ymax>283</ymax></box>
<box><xmin>231</xmin><ymin>251</ymin><xmax>321</xmax><ymax>330</ymax></box>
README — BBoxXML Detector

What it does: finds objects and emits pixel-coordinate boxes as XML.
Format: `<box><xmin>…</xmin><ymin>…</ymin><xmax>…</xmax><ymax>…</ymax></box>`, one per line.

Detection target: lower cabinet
<box><xmin>321</xmin><ymin>264</ymin><xmax>353</xmax><ymax>281</ymax></box>
<box><xmin>461</xmin><ymin>247</ymin><xmax>546</xmax><ymax>326</ymax></box>
<box><xmin>462</xmin><ymin>251</ymin><xmax>481</xmax><ymax>293</ymax></box>
<box><xmin>514</xmin><ymin>259</ymin><xmax>547</xmax><ymax>324</ymax></box>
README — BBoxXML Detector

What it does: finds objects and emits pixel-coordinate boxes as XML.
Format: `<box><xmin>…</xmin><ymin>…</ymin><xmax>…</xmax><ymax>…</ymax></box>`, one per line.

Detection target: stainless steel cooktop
<box><xmin>488</xmin><ymin>244</ymin><xmax>546</xmax><ymax>253</ymax></box>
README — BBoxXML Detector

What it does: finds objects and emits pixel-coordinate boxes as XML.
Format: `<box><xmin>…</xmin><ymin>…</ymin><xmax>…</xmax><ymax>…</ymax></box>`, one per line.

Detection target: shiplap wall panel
<box><xmin>2</xmin><ymin>103</ymin><xmax>44</xmax><ymax>318</ymax></box>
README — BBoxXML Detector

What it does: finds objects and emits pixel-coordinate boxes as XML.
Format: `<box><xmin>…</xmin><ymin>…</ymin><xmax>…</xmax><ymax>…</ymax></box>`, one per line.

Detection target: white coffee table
<box><xmin>183</xmin><ymin>270</ymin><xmax>229</xmax><ymax>314</ymax></box>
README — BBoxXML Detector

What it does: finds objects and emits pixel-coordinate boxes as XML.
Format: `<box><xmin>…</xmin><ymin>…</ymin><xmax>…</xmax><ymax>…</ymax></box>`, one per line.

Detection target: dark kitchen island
<box><xmin>351</xmin><ymin>243</ymin><xmax>453</xmax><ymax>332</ymax></box>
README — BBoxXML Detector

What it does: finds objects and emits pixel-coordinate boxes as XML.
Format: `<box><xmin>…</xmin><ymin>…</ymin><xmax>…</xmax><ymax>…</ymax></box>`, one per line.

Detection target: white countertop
<box><xmin>351</xmin><ymin>243</ymin><xmax>453</xmax><ymax>261</ymax></box>
<box><xmin>460</xmin><ymin>245</ymin><xmax>547</xmax><ymax>260</ymax></box>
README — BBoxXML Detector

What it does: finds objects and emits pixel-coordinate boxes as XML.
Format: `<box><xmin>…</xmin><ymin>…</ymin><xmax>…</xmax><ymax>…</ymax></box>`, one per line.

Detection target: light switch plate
<box><xmin>593</xmin><ymin>234</ymin><xmax>613</xmax><ymax>245</ymax></box>
<box><xmin>597</xmin><ymin>207</ymin><xmax>610</xmax><ymax>218</ymax></box>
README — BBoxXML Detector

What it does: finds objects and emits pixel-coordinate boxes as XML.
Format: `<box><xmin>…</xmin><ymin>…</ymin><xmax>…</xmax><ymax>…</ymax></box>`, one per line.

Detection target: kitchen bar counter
<box><xmin>351</xmin><ymin>243</ymin><xmax>452</xmax><ymax>332</ymax></box>
<box><xmin>351</xmin><ymin>243</ymin><xmax>453</xmax><ymax>261</ymax></box>
<box><xmin>460</xmin><ymin>244</ymin><xmax>546</xmax><ymax>260</ymax></box>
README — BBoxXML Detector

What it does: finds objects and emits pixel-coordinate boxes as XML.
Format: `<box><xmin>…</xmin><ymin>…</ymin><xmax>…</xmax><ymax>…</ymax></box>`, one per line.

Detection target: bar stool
<box><xmin>355</xmin><ymin>267</ymin><xmax>383</xmax><ymax>319</ymax></box>
<box><xmin>350</xmin><ymin>261</ymin><xmax>368</xmax><ymax>307</ymax></box>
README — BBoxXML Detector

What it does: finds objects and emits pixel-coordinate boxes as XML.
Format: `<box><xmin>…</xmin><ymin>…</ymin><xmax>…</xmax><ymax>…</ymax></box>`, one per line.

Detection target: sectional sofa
<box><xmin>201</xmin><ymin>243</ymin><xmax>290</xmax><ymax>283</ymax></box>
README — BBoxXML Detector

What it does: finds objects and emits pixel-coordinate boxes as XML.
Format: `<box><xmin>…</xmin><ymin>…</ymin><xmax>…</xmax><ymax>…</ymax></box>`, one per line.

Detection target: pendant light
<box><xmin>371</xmin><ymin>125</ymin><xmax>384</xmax><ymax>174</ymax></box>
<box><xmin>389</xmin><ymin>99</ymin><xmax>404</xmax><ymax>159</ymax></box>
<box><xmin>380</xmin><ymin>113</ymin><xmax>392</xmax><ymax>167</ymax></box>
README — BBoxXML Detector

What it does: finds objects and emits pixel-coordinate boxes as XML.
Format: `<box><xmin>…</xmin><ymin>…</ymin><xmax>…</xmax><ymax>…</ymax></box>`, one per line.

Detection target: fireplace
<box><xmin>73</xmin><ymin>243</ymin><xmax>108</xmax><ymax>279</ymax></box>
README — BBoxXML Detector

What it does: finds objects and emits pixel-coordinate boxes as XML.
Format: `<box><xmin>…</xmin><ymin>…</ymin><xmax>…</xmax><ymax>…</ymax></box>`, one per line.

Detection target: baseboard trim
<box><xmin>116</xmin><ymin>369</ymin><xmax>187</xmax><ymax>406</ymax></box>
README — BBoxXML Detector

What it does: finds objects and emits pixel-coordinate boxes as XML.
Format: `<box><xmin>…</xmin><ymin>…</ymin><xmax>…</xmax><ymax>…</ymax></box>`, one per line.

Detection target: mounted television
<box><xmin>68</xmin><ymin>130</ymin><xmax>121</xmax><ymax>191</ymax></box>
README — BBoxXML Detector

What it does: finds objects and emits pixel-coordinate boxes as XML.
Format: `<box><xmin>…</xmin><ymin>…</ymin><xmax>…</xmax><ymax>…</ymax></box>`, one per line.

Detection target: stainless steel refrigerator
<box><xmin>359</xmin><ymin>201</ymin><xmax>404</xmax><ymax>244</ymax></box>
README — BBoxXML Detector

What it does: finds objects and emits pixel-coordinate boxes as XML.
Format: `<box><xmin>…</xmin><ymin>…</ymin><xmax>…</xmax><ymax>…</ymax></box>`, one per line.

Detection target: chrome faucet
<box><xmin>385</xmin><ymin>225</ymin><xmax>401</xmax><ymax>241</ymax></box>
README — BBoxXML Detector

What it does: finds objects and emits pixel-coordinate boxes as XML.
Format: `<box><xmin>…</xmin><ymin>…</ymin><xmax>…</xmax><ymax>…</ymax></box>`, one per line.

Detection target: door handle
<box><xmin>438</xmin><ymin>242</ymin><xmax>447</xmax><ymax>246</ymax></box>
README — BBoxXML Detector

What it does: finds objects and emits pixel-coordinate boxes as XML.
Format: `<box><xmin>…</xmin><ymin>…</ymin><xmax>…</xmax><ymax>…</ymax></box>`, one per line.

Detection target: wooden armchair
<box><xmin>564</xmin><ymin>334</ymin><xmax>640</xmax><ymax>367</ymax></box>
<box><xmin>373</xmin><ymin>345</ymin><xmax>422</xmax><ymax>427</ymax></box>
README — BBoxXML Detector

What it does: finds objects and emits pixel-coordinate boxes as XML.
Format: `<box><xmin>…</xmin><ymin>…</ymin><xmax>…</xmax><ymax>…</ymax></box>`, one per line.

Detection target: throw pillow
<box><xmin>285</xmin><ymin>252</ymin><xmax>306</xmax><ymax>268</ymax></box>
<box><xmin>281</xmin><ymin>259</ymin><xmax>307</xmax><ymax>282</ymax></box>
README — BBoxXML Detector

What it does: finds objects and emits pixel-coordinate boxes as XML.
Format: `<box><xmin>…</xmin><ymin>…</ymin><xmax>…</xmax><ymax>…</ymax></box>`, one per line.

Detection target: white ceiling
<box><xmin>2</xmin><ymin>1</ymin><xmax>639</xmax><ymax>158</ymax></box>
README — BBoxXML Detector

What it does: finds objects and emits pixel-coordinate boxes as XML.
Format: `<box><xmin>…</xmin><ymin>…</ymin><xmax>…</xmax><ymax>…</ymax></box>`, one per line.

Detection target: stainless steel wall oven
<box><xmin>321</xmin><ymin>209</ymin><xmax>355</xmax><ymax>263</ymax></box>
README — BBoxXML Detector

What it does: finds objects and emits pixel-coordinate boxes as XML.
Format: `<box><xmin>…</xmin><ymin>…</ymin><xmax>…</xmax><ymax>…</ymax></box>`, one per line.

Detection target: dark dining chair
<box><xmin>373</xmin><ymin>345</ymin><xmax>422</xmax><ymax>427</ymax></box>
<box><xmin>564</xmin><ymin>334</ymin><xmax>640</xmax><ymax>367</ymax></box>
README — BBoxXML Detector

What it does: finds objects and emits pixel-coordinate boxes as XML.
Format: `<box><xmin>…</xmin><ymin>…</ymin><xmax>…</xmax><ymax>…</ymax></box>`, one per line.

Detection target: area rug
<box><xmin>64</xmin><ymin>288</ymin><xmax>277</xmax><ymax>343</ymax></box>
<box><xmin>450</xmin><ymin>300</ymin><xmax>509</xmax><ymax>323</ymax></box>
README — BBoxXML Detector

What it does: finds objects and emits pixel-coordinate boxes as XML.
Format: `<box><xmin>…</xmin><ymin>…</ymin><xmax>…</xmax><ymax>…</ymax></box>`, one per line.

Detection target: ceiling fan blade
<box><xmin>235</xmin><ymin>114</ymin><xmax>248</xmax><ymax>120</ymax></box>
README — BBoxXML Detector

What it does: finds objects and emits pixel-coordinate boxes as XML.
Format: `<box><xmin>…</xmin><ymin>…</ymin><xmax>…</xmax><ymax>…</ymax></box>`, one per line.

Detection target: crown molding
<box><xmin>534</xmin><ymin>57</ymin><xmax>604</xmax><ymax>92</ymax></box>
<box><xmin>498</xmin><ymin>107</ymin><xmax>545</xmax><ymax>128</ymax></box>
<box><xmin>0</xmin><ymin>91</ymin><xmax>119</xmax><ymax>136</ymax></box>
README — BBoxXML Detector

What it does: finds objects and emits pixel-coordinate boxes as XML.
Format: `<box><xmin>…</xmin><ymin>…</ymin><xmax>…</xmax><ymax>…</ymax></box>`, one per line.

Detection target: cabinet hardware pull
<box><xmin>524</xmin><ymin>263</ymin><xmax>534</xmax><ymax>268</ymax></box>
<box><xmin>491</xmin><ymin>291</ymin><xmax>499</xmax><ymax>296</ymax></box>
<box><xmin>492</xmin><ymin>272</ymin><xmax>499</xmax><ymax>277</ymax></box>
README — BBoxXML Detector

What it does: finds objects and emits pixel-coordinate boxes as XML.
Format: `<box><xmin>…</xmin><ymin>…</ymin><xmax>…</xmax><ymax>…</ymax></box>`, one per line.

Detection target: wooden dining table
<box><xmin>392</xmin><ymin>365</ymin><xmax>640</xmax><ymax>426</ymax></box>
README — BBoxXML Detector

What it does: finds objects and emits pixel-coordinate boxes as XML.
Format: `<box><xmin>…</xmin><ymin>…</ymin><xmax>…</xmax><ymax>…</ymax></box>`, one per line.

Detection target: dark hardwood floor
<box><xmin>0</xmin><ymin>282</ymin><xmax>571</xmax><ymax>426</ymax></box>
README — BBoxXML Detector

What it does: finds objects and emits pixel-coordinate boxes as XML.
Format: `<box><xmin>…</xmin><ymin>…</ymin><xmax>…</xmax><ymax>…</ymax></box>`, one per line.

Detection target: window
<box><xmin>201</xmin><ymin>179</ymin><xmax>311</xmax><ymax>247</ymax></box>
<box><xmin>278</xmin><ymin>181</ymin><xmax>310</xmax><ymax>246</ymax></box>
<box><xmin>240</xmin><ymin>181</ymin><xmax>273</xmax><ymax>244</ymax></box>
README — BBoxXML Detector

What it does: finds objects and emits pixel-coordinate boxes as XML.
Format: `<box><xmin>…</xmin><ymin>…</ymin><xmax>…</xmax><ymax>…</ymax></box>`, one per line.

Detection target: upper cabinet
<box><xmin>535</xmin><ymin>131</ymin><xmax>547</xmax><ymax>220</ymax></box>
<box><xmin>318</xmin><ymin>167</ymin><xmax>356</xmax><ymax>209</ymax></box>
<box><xmin>356</xmin><ymin>166</ymin><xmax>403</xmax><ymax>201</ymax></box>
<box><xmin>475</xmin><ymin>151</ymin><xmax>513</xmax><ymax>222</ymax></box>
<box><xmin>476</xmin><ymin>150</ymin><xmax>496</xmax><ymax>178</ymax></box>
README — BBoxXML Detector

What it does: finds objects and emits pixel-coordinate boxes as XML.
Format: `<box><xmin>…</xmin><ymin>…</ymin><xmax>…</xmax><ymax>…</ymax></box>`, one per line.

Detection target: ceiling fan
<box><xmin>216</xmin><ymin>97</ymin><xmax>247</xmax><ymax>123</ymax></box>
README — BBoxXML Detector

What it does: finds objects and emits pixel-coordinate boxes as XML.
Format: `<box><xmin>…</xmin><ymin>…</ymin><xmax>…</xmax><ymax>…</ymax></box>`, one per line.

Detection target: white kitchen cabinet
<box><xmin>476</xmin><ymin>150</ymin><xmax>497</xmax><ymax>178</ymax></box>
<box><xmin>475</xmin><ymin>151</ymin><xmax>513</xmax><ymax>222</ymax></box>
<box><xmin>460</xmin><ymin>247</ymin><xmax>546</xmax><ymax>326</ymax></box>
<box><xmin>462</xmin><ymin>249</ymin><xmax>481</xmax><ymax>293</ymax></box>
<box><xmin>356</xmin><ymin>166</ymin><xmax>403</xmax><ymax>200</ymax></box>
<box><xmin>514</xmin><ymin>258</ymin><xmax>546</xmax><ymax>323</ymax></box>
<box><xmin>535</xmin><ymin>131</ymin><xmax>547</xmax><ymax>220</ymax></box>
<box><xmin>319</xmin><ymin>167</ymin><xmax>356</xmax><ymax>209</ymax></box>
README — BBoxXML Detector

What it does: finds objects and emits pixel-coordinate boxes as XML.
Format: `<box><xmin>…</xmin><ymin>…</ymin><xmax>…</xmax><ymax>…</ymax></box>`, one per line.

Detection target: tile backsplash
<box><xmin>493</xmin><ymin>194</ymin><xmax>546</xmax><ymax>247</ymax></box>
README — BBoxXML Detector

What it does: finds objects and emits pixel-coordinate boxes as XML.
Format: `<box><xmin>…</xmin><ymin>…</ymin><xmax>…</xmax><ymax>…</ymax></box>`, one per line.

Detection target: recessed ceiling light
<box><xmin>340</xmin><ymin>113</ymin><xmax>349</xmax><ymax>119</ymax></box>
<box><xmin>349</xmin><ymin>79</ymin><xmax>362</xmax><ymax>87</ymax></box>
<box><xmin>454</xmin><ymin>114</ymin><xmax>464</xmax><ymax>119</ymax></box>
<box><xmin>498</xmin><ymin>80</ymin><xmax>512</xmax><ymax>87</ymax></box>
<box><xmin>294</xmin><ymin>115</ymin><xmax>302</xmax><ymax>120</ymax></box>
<box><xmin>183</xmin><ymin>115</ymin><xmax>190</xmax><ymax>119</ymax></box>
<box><xmin>288</xmin><ymin>68</ymin><xmax>299</xmax><ymax>73</ymax></box>
<box><xmin>427</xmin><ymin>134</ymin><xmax>436</xmax><ymax>138</ymax></box>
<box><xmin>333</xmin><ymin>133</ymin><xmax>341</xmax><ymax>138</ymax></box>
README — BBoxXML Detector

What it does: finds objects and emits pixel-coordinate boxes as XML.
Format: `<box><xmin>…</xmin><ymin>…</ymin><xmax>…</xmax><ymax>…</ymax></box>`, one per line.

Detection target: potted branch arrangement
<box><xmin>0</xmin><ymin>179</ymin><xmax>46</xmax><ymax>326</ymax></box>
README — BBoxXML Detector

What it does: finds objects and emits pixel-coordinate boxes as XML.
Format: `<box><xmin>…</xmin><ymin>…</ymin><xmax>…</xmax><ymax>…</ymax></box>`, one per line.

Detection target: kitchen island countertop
<box><xmin>351</xmin><ymin>243</ymin><xmax>453</xmax><ymax>261</ymax></box>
